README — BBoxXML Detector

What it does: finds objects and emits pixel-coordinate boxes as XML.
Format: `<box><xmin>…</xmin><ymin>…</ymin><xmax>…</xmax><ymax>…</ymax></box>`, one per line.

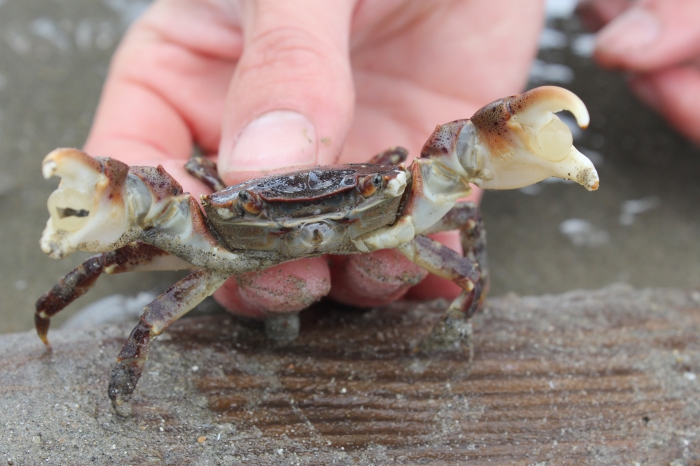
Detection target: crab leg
<box><xmin>35</xmin><ymin>242</ymin><xmax>190</xmax><ymax>348</ymax></box>
<box><xmin>109</xmin><ymin>268</ymin><xmax>228</xmax><ymax>411</ymax></box>
<box><xmin>397</xmin><ymin>235</ymin><xmax>483</xmax><ymax>358</ymax></box>
<box><xmin>419</xmin><ymin>201</ymin><xmax>480</xmax><ymax>235</ymax></box>
<box><xmin>184</xmin><ymin>156</ymin><xmax>226</xmax><ymax>193</ymax></box>
<box><xmin>367</xmin><ymin>146</ymin><xmax>408</xmax><ymax>166</ymax></box>
<box><xmin>419</xmin><ymin>201</ymin><xmax>489</xmax><ymax>292</ymax></box>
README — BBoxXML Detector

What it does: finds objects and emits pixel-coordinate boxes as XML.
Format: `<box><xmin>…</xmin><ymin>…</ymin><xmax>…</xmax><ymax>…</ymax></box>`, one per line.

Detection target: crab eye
<box><xmin>238</xmin><ymin>189</ymin><xmax>262</xmax><ymax>214</ymax></box>
<box><xmin>358</xmin><ymin>173</ymin><xmax>384</xmax><ymax>197</ymax></box>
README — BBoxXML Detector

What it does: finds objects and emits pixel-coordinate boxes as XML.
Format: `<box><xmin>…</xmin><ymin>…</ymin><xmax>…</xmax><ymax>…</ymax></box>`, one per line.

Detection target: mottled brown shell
<box><xmin>420</xmin><ymin>120</ymin><xmax>470</xmax><ymax>159</ymax></box>
<box><xmin>202</xmin><ymin>164</ymin><xmax>408</xmax><ymax>258</ymax></box>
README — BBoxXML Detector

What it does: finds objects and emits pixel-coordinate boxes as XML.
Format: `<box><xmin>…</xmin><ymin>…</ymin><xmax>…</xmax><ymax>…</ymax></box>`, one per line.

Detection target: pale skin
<box><xmin>84</xmin><ymin>0</ymin><xmax>698</xmax><ymax>316</ymax></box>
<box><xmin>579</xmin><ymin>0</ymin><xmax>700</xmax><ymax>145</ymax></box>
<box><xmin>84</xmin><ymin>0</ymin><xmax>544</xmax><ymax>317</ymax></box>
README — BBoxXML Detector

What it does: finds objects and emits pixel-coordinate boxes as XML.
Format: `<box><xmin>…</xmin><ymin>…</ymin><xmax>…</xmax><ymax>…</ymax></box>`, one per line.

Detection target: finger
<box><xmin>405</xmin><ymin>231</ymin><xmax>462</xmax><ymax>300</ymax></box>
<box><xmin>329</xmin><ymin>187</ymin><xmax>483</xmax><ymax>305</ymax></box>
<box><xmin>214</xmin><ymin>0</ymin><xmax>355</xmax><ymax>315</ymax></box>
<box><xmin>83</xmin><ymin>0</ymin><xmax>242</xmax><ymax>196</ymax></box>
<box><xmin>217</xmin><ymin>0</ymin><xmax>356</xmax><ymax>185</ymax></box>
<box><xmin>327</xmin><ymin>250</ymin><xmax>429</xmax><ymax>308</ymax></box>
<box><xmin>407</xmin><ymin>186</ymin><xmax>483</xmax><ymax>300</ymax></box>
<box><xmin>629</xmin><ymin>66</ymin><xmax>700</xmax><ymax>145</ymax></box>
<box><xmin>576</xmin><ymin>0</ymin><xmax>632</xmax><ymax>32</ymax></box>
<box><xmin>593</xmin><ymin>0</ymin><xmax>700</xmax><ymax>71</ymax></box>
<box><xmin>213</xmin><ymin>258</ymin><xmax>331</xmax><ymax>317</ymax></box>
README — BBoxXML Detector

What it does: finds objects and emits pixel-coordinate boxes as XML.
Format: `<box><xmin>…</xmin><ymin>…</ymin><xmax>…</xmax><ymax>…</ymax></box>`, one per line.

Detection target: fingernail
<box><xmin>596</xmin><ymin>7</ymin><xmax>661</xmax><ymax>56</ymax></box>
<box><xmin>221</xmin><ymin>110</ymin><xmax>317</xmax><ymax>181</ymax></box>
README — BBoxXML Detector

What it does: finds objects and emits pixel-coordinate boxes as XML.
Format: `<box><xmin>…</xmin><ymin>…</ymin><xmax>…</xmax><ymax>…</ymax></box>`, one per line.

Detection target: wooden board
<box><xmin>1</xmin><ymin>285</ymin><xmax>699</xmax><ymax>464</ymax></box>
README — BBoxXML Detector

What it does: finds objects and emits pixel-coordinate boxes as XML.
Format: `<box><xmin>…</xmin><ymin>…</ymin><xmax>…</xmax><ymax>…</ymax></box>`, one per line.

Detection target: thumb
<box><xmin>594</xmin><ymin>0</ymin><xmax>700</xmax><ymax>71</ymax></box>
<box><xmin>218</xmin><ymin>0</ymin><xmax>356</xmax><ymax>184</ymax></box>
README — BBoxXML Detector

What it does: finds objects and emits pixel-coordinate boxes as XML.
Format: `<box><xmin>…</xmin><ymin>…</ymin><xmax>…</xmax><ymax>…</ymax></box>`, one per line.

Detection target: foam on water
<box><xmin>102</xmin><ymin>0</ymin><xmax>150</xmax><ymax>26</ymax></box>
<box><xmin>559</xmin><ymin>218</ymin><xmax>610</xmax><ymax>247</ymax></box>
<box><xmin>530</xmin><ymin>59</ymin><xmax>575</xmax><ymax>84</ymax></box>
<box><xmin>61</xmin><ymin>292</ymin><xmax>157</xmax><ymax>329</ymax></box>
<box><xmin>31</xmin><ymin>17</ymin><xmax>71</xmax><ymax>51</ymax></box>
<box><xmin>571</xmin><ymin>34</ymin><xmax>596</xmax><ymax>57</ymax></box>
<box><xmin>545</xmin><ymin>0</ymin><xmax>580</xmax><ymax>20</ymax></box>
<box><xmin>619</xmin><ymin>197</ymin><xmax>660</xmax><ymax>225</ymax></box>
<box><xmin>539</xmin><ymin>28</ymin><xmax>568</xmax><ymax>50</ymax></box>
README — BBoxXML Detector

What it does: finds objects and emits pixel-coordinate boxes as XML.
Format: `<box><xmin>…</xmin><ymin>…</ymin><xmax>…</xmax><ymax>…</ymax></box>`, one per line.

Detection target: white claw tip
<box><xmin>582</xmin><ymin>169</ymin><xmax>600</xmax><ymax>191</ymax></box>
<box><xmin>42</xmin><ymin>160</ymin><xmax>57</xmax><ymax>180</ymax></box>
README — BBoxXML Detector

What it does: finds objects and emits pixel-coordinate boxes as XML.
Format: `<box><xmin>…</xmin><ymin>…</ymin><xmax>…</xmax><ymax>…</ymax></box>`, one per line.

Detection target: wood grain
<box><xmin>1</xmin><ymin>285</ymin><xmax>698</xmax><ymax>464</ymax></box>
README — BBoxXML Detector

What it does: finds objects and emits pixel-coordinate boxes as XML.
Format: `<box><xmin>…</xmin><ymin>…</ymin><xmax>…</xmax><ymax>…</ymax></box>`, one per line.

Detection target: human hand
<box><xmin>84</xmin><ymin>0</ymin><xmax>543</xmax><ymax>317</ymax></box>
<box><xmin>578</xmin><ymin>0</ymin><xmax>700</xmax><ymax>144</ymax></box>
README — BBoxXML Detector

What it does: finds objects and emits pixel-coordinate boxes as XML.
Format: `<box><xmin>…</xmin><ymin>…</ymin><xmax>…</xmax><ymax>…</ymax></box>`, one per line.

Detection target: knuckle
<box><xmin>239</xmin><ymin>26</ymin><xmax>335</xmax><ymax>80</ymax></box>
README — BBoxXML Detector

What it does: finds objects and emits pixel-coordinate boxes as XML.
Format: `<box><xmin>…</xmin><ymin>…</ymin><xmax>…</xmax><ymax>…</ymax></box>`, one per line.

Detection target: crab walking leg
<box><xmin>397</xmin><ymin>235</ymin><xmax>483</xmax><ymax>357</ymax></box>
<box><xmin>367</xmin><ymin>146</ymin><xmax>408</xmax><ymax>166</ymax></box>
<box><xmin>420</xmin><ymin>201</ymin><xmax>480</xmax><ymax>235</ymax></box>
<box><xmin>35</xmin><ymin>242</ymin><xmax>190</xmax><ymax>348</ymax></box>
<box><xmin>109</xmin><ymin>268</ymin><xmax>228</xmax><ymax>410</ymax></box>
<box><xmin>184</xmin><ymin>156</ymin><xmax>227</xmax><ymax>193</ymax></box>
<box><xmin>419</xmin><ymin>201</ymin><xmax>489</xmax><ymax>292</ymax></box>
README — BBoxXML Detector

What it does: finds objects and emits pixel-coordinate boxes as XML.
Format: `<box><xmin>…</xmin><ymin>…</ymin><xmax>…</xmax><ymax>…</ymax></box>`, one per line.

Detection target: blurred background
<box><xmin>0</xmin><ymin>0</ymin><xmax>698</xmax><ymax>334</ymax></box>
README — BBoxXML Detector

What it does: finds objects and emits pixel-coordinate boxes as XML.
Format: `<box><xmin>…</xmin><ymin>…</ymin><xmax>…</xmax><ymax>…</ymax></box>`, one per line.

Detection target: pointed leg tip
<box><xmin>112</xmin><ymin>400</ymin><xmax>133</xmax><ymax>417</ymax></box>
<box><xmin>35</xmin><ymin>314</ymin><xmax>52</xmax><ymax>344</ymax></box>
<box><xmin>418</xmin><ymin>316</ymin><xmax>474</xmax><ymax>357</ymax></box>
<box><xmin>109</xmin><ymin>386</ymin><xmax>134</xmax><ymax>417</ymax></box>
<box><xmin>414</xmin><ymin>338</ymin><xmax>474</xmax><ymax>363</ymax></box>
<box><xmin>37</xmin><ymin>331</ymin><xmax>52</xmax><ymax>351</ymax></box>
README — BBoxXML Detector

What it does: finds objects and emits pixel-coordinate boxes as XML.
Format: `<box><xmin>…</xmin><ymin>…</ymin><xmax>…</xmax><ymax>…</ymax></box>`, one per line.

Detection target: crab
<box><xmin>36</xmin><ymin>86</ymin><xmax>598</xmax><ymax>413</ymax></box>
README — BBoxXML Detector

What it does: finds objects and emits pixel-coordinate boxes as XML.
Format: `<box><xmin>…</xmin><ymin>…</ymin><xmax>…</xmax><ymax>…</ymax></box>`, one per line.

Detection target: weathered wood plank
<box><xmin>1</xmin><ymin>285</ymin><xmax>698</xmax><ymax>464</ymax></box>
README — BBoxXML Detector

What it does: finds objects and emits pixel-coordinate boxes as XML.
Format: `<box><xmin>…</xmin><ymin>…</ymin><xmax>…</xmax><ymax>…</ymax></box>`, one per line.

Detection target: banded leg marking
<box><xmin>184</xmin><ymin>156</ymin><xmax>226</xmax><ymax>192</ymax></box>
<box><xmin>367</xmin><ymin>146</ymin><xmax>408</xmax><ymax>166</ymax></box>
<box><xmin>109</xmin><ymin>269</ymin><xmax>228</xmax><ymax>410</ymax></box>
<box><xmin>419</xmin><ymin>201</ymin><xmax>489</xmax><ymax>293</ymax></box>
<box><xmin>35</xmin><ymin>242</ymin><xmax>174</xmax><ymax>348</ymax></box>
<box><xmin>398</xmin><ymin>235</ymin><xmax>483</xmax><ymax>356</ymax></box>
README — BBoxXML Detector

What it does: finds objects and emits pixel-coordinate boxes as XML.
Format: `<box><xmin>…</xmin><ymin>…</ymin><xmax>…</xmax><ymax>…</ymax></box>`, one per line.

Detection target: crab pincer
<box><xmin>35</xmin><ymin>86</ymin><xmax>598</xmax><ymax>413</ymax></box>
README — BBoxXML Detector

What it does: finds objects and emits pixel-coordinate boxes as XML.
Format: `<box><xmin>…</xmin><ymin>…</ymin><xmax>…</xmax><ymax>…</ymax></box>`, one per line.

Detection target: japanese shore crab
<box><xmin>36</xmin><ymin>86</ymin><xmax>598</xmax><ymax>412</ymax></box>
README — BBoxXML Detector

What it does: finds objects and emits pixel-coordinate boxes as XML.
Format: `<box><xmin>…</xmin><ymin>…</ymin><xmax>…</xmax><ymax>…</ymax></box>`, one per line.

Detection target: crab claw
<box><xmin>40</xmin><ymin>148</ymin><xmax>134</xmax><ymax>259</ymax></box>
<box><xmin>468</xmin><ymin>86</ymin><xmax>599</xmax><ymax>191</ymax></box>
